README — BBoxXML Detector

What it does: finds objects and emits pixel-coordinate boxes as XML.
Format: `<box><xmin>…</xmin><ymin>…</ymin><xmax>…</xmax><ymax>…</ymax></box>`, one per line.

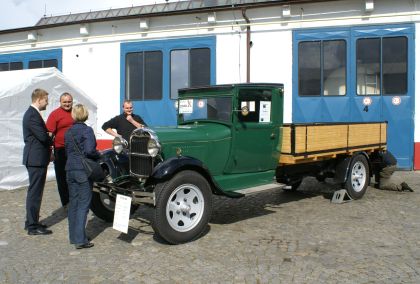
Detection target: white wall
<box><xmin>216</xmin><ymin>32</ymin><xmax>246</xmax><ymax>84</ymax></box>
<box><xmin>63</xmin><ymin>43</ymin><xmax>121</xmax><ymax>140</ymax></box>
<box><xmin>415</xmin><ymin>23</ymin><xmax>420</xmax><ymax>143</ymax></box>
<box><xmin>249</xmin><ymin>29</ymin><xmax>293</xmax><ymax>123</ymax></box>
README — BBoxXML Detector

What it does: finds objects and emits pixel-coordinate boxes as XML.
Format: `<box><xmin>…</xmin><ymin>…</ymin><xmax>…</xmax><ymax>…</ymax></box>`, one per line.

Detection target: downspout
<box><xmin>241</xmin><ymin>8</ymin><xmax>251</xmax><ymax>83</ymax></box>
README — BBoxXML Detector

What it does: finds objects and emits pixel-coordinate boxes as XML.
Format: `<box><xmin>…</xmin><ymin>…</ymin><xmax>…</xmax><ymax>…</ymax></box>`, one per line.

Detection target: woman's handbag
<box><xmin>69</xmin><ymin>130</ymin><xmax>106</xmax><ymax>182</ymax></box>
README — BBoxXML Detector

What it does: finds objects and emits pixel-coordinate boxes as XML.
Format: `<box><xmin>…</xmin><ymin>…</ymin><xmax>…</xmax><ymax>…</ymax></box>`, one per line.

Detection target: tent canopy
<box><xmin>0</xmin><ymin>67</ymin><xmax>97</xmax><ymax>190</ymax></box>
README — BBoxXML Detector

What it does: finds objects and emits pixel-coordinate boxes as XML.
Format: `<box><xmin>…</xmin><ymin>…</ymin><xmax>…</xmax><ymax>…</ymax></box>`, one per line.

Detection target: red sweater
<box><xmin>46</xmin><ymin>107</ymin><xmax>74</xmax><ymax>148</ymax></box>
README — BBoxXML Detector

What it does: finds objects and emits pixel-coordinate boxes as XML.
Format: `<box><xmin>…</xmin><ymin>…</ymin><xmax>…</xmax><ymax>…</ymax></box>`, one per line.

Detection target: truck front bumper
<box><xmin>93</xmin><ymin>181</ymin><xmax>155</xmax><ymax>206</ymax></box>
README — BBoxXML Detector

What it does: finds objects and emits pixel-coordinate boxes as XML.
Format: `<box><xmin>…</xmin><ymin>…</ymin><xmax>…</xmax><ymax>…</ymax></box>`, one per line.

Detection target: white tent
<box><xmin>0</xmin><ymin>67</ymin><xmax>97</xmax><ymax>191</ymax></box>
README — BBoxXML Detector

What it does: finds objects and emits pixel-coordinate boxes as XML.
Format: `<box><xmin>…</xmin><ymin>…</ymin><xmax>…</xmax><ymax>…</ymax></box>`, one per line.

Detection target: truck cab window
<box><xmin>238</xmin><ymin>89</ymin><xmax>272</xmax><ymax>123</ymax></box>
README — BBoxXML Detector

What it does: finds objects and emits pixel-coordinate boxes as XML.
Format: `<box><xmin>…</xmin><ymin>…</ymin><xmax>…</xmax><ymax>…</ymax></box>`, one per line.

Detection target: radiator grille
<box><xmin>129</xmin><ymin>135</ymin><xmax>153</xmax><ymax>177</ymax></box>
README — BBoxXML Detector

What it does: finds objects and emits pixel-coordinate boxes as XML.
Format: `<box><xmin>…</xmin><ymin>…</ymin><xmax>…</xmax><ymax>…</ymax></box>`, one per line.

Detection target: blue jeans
<box><xmin>66</xmin><ymin>170</ymin><xmax>92</xmax><ymax>245</ymax></box>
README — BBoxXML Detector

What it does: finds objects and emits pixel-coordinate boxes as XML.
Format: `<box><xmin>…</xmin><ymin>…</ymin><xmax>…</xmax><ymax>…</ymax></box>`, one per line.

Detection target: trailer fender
<box><xmin>335</xmin><ymin>152</ymin><xmax>370</xmax><ymax>183</ymax></box>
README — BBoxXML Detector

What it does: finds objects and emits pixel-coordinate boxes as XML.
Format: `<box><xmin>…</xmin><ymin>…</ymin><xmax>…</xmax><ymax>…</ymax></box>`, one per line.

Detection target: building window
<box><xmin>383</xmin><ymin>37</ymin><xmax>407</xmax><ymax>95</ymax></box>
<box><xmin>125</xmin><ymin>51</ymin><xmax>163</xmax><ymax>101</ymax></box>
<box><xmin>28</xmin><ymin>59</ymin><xmax>58</xmax><ymax>69</ymax></box>
<box><xmin>170</xmin><ymin>48</ymin><xmax>211</xmax><ymax>99</ymax></box>
<box><xmin>298</xmin><ymin>40</ymin><xmax>346</xmax><ymax>96</ymax></box>
<box><xmin>356</xmin><ymin>36</ymin><xmax>407</xmax><ymax>96</ymax></box>
<box><xmin>0</xmin><ymin>61</ymin><xmax>23</xmax><ymax>72</ymax></box>
<box><xmin>356</xmin><ymin>38</ymin><xmax>381</xmax><ymax>95</ymax></box>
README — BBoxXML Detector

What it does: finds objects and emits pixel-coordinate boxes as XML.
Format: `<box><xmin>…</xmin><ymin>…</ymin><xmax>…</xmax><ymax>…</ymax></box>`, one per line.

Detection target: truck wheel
<box><xmin>90</xmin><ymin>191</ymin><xmax>116</xmax><ymax>222</ymax></box>
<box><xmin>152</xmin><ymin>170</ymin><xmax>212</xmax><ymax>244</ymax></box>
<box><xmin>344</xmin><ymin>155</ymin><xmax>370</xmax><ymax>199</ymax></box>
<box><xmin>282</xmin><ymin>179</ymin><xmax>302</xmax><ymax>192</ymax></box>
<box><xmin>90</xmin><ymin>181</ymin><xmax>139</xmax><ymax>222</ymax></box>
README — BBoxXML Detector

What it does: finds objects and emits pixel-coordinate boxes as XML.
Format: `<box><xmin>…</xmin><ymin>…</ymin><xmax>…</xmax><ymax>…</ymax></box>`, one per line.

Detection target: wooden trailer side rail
<box><xmin>279</xmin><ymin>122</ymin><xmax>387</xmax><ymax>165</ymax></box>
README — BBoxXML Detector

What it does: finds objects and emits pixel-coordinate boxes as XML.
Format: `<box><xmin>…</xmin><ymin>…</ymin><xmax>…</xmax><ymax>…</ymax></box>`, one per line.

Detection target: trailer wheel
<box><xmin>152</xmin><ymin>170</ymin><xmax>212</xmax><ymax>244</ymax></box>
<box><xmin>344</xmin><ymin>155</ymin><xmax>370</xmax><ymax>199</ymax></box>
<box><xmin>90</xmin><ymin>181</ymin><xmax>139</xmax><ymax>222</ymax></box>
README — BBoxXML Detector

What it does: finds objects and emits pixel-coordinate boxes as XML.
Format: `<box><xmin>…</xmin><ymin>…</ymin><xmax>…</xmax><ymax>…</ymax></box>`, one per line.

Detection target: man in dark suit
<box><xmin>22</xmin><ymin>88</ymin><xmax>53</xmax><ymax>235</ymax></box>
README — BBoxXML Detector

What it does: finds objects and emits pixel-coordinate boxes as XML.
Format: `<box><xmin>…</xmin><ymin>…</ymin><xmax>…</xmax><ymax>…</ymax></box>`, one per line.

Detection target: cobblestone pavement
<box><xmin>1</xmin><ymin>171</ymin><xmax>420</xmax><ymax>283</ymax></box>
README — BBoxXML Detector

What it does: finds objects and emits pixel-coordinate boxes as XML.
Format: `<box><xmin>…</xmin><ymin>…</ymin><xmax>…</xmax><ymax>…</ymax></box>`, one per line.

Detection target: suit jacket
<box><xmin>22</xmin><ymin>106</ymin><xmax>52</xmax><ymax>167</ymax></box>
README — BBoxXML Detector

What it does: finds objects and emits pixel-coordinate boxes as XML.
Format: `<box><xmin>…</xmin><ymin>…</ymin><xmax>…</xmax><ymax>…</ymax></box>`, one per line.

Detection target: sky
<box><xmin>0</xmin><ymin>0</ymin><xmax>168</xmax><ymax>31</ymax></box>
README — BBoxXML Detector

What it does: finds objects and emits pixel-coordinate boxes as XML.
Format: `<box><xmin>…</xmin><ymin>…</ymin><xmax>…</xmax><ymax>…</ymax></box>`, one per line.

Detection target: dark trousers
<box><xmin>66</xmin><ymin>170</ymin><xmax>92</xmax><ymax>245</ymax></box>
<box><xmin>25</xmin><ymin>166</ymin><xmax>48</xmax><ymax>230</ymax></box>
<box><xmin>54</xmin><ymin>148</ymin><xmax>69</xmax><ymax>206</ymax></box>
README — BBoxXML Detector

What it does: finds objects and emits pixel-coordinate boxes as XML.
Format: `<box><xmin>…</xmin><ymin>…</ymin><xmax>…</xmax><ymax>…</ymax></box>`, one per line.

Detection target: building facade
<box><xmin>0</xmin><ymin>0</ymin><xmax>418</xmax><ymax>169</ymax></box>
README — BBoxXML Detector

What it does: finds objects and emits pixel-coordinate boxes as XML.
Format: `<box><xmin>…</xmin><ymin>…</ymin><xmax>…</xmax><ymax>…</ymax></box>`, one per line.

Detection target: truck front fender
<box><xmin>100</xmin><ymin>149</ymin><xmax>129</xmax><ymax>178</ymax></box>
<box><xmin>149</xmin><ymin>156</ymin><xmax>235</xmax><ymax>197</ymax></box>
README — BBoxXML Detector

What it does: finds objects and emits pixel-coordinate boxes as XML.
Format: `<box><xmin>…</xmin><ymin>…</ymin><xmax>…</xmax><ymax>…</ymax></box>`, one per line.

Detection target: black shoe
<box><xmin>401</xmin><ymin>182</ymin><xmax>414</xmax><ymax>192</ymax></box>
<box><xmin>75</xmin><ymin>242</ymin><xmax>94</xmax><ymax>249</ymax></box>
<box><xmin>37</xmin><ymin>223</ymin><xmax>48</xmax><ymax>229</ymax></box>
<box><xmin>24</xmin><ymin>223</ymin><xmax>47</xmax><ymax>231</ymax></box>
<box><xmin>28</xmin><ymin>227</ymin><xmax>52</xmax><ymax>235</ymax></box>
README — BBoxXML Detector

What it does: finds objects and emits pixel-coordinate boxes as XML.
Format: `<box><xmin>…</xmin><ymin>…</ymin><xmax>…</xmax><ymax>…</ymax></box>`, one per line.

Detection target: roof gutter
<box><xmin>0</xmin><ymin>0</ymin><xmax>340</xmax><ymax>35</ymax></box>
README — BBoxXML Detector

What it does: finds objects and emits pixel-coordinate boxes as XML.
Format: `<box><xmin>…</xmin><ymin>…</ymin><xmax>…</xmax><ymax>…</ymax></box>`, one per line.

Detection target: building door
<box><xmin>351</xmin><ymin>26</ymin><xmax>414</xmax><ymax>169</ymax></box>
<box><xmin>121</xmin><ymin>36</ymin><xmax>215</xmax><ymax>127</ymax></box>
<box><xmin>293</xmin><ymin>24</ymin><xmax>414</xmax><ymax>169</ymax></box>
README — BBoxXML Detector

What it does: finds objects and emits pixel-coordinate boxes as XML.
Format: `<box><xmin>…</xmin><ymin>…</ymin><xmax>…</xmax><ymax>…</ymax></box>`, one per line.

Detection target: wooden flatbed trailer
<box><xmin>276</xmin><ymin>122</ymin><xmax>387</xmax><ymax>199</ymax></box>
<box><xmin>280</xmin><ymin>122</ymin><xmax>387</xmax><ymax>164</ymax></box>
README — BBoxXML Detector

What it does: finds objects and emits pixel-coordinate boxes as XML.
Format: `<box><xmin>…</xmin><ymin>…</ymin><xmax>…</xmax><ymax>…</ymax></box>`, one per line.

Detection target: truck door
<box><xmin>224</xmin><ymin>87</ymin><xmax>282</xmax><ymax>174</ymax></box>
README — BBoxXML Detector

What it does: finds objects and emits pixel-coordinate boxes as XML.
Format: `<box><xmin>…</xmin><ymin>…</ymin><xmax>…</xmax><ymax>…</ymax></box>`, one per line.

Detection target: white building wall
<box><xmin>216</xmin><ymin>32</ymin><xmax>246</xmax><ymax>84</ymax></box>
<box><xmin>0</xmin><ymin>0</ymin><xmax>419</xmax><ymax>139</ymax></box>
<box><xmin>62</xmin><ymin>43</ymin><xmax>120</xmax><ymax>140</ymax></box>
<box><xmin>250</xmin><ymin>30</ymin><xmax>293</xmax><ymax>123</ymax></box>
<box><xmin>415</xmin><ymin>23</ymin><xmax>420</xmax><ymax>143</ymax></box>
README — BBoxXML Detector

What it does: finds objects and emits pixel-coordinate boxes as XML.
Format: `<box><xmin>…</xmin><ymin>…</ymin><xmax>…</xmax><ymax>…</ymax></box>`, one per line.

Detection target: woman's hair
<box><xmin>71</xmin><ymin>104</ymin><xmax>89</xmax><ymax>122</ymax></box>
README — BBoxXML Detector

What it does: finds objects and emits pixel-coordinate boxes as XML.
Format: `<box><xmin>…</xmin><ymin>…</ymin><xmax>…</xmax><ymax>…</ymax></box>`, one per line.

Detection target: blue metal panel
<box><xmin>293</xmin><ymin>28</ymin><xmax>351</xmax><ymax>123</ymax></box>
<box><xmin>120</xmin><ymin>36</ymin><xmax>216</xmax><ymax>127</ymax></box>
<box><xmin>293</xmin><ymin>24</ymin><xmax>414</xmax><ymax>169</ymax></box>
<box><xmin>0</xmin><ymin>49</ymin><xmax>62</xmax><ymax>70</ymax></box>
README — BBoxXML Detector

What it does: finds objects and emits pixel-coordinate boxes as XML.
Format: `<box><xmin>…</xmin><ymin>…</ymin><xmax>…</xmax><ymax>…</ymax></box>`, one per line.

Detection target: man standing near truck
<box><xmin>46</xmin><ymin>92</ymin><xmax>74</xmax><ymax>207</ymax></box>
<box><xmin>102</xmin><ymin>100</ymin><xmax>147</xmax><ymax>142</ymax></box>
<box><xmin>376</xmin><ymin>151</ymin><xmax>414</xmax><ymax>192</ymax></box>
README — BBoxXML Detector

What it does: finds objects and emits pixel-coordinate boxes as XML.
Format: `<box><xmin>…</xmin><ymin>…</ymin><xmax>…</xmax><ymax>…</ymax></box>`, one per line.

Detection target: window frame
<box><xmin>125</xmin><ymin>50</ymin><xmax>163</xmax><ymax>101</ymax></box>
<box><xmin>298</xmin><ymin>39</ymin><xmax>347</xmax><ymax>97</ymax></box>
<box><xmin>170</xmin><ymin>47</ymin><xmax>211</xmax><ymax>100</ymax></box>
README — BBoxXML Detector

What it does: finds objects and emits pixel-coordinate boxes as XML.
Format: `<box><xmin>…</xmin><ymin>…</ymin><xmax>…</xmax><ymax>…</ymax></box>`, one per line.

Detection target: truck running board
<box><xmin>233</xmin><ymin>182</ymin><xmax>286</xmax><ymax>196</ymax></box>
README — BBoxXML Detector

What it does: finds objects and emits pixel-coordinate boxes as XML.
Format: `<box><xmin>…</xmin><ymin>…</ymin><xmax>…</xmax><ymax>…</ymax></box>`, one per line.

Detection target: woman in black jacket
<box><xmin>64</xmin><ymin>104</ymin><xmax>100</xmax><ymax>249</ymax></box>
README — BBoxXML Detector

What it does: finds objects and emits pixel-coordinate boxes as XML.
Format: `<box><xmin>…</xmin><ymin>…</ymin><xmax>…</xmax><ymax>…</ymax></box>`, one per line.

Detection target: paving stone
<box><xmin>1</xmin><ymin>172</ymin><xmax>420</xmax><ymax>282</ymax></box>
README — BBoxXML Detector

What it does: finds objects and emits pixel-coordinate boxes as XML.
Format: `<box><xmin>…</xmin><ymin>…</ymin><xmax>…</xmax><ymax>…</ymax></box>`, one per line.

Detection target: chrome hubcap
<box><xmin>166</xmin><ymin>184</ymin><xmax>204</xmax><ymax>232</ymax></box>
<box><xmin>351</xmin><ymin>161</ymin><xmax>366</xmax><ymax>193</ymax></box>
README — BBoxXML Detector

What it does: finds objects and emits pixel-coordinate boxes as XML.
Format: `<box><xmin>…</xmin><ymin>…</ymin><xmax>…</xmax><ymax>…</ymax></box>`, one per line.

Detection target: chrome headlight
<box><xmin>112</xmin><ymin>136</ymin><xmax>128</xmax><ymax>154</ymax></box>
<box><xmin>147</xmin><ymin>138</ymin><xmax>160</xmax><ymax>157</ymax></box>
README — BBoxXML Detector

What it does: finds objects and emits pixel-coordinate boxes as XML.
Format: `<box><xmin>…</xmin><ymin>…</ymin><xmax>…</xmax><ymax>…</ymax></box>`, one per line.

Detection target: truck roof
<box><xmin>178</xmin><ymin>83</ymin><xmax>284</xmax><ymax>95</ymax></box>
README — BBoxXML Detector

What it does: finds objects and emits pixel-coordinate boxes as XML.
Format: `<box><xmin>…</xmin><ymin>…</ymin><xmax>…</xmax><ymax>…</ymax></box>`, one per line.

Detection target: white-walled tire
<box><xmin>152</xmin><ymin>170</ymin><xmax>212</xmax><ymax>244</ymax></box>
<box><xmin>344</xmin><ymin>154</ymin><xmax>370</xmax><ymax>199</ymax></box>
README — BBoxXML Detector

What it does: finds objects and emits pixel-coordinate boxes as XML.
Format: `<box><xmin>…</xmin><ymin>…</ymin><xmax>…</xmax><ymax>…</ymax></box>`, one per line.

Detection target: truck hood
<box><xmin>152</xmin><ymin>123</ymin><xmax>232</xmax><ymax>175</ymax></box>
<box><xmin>153</xmin><ymin>123</ymin><xmax>231</xmax><ymax>144</ymax></box>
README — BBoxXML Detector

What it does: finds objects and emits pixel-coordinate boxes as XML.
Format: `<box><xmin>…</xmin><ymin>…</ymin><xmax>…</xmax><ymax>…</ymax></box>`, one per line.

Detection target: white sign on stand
<box><xmin>113</xmin><ymin>194</ymin><xmax>132</xmax><ymax>234</ymax></box>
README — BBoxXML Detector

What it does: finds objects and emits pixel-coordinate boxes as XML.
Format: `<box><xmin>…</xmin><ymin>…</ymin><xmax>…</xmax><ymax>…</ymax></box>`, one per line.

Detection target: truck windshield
<box><xmin>178</xmin><ymin>97</ymin><xmax>232</xmax><ymax>123</ymax></box>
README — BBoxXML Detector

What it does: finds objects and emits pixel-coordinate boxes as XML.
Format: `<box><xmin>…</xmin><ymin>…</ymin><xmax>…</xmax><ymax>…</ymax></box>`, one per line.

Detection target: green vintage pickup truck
<box><xmin>93</xmin><ymin>84</ymin><xmax>386</xmax><ymax>244</ymax></box>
